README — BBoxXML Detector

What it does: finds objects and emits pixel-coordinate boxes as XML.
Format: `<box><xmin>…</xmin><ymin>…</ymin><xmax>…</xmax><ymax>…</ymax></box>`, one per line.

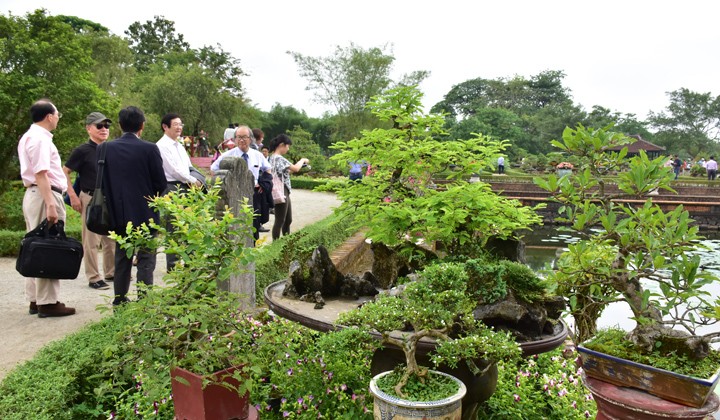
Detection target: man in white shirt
<box><xmin>211</xmin><ymin>125</ymin><xmax>271</xmax><ymax>239</ymax></box>
<box><xmin>17</xmin><ymin>99</ymin><xmax>75</xmax><ymax>317</ymax></box>
<box><xmin>157</xmin><ymin>113</ymin><xmax>202</xmax><ymax>269</ymax></box>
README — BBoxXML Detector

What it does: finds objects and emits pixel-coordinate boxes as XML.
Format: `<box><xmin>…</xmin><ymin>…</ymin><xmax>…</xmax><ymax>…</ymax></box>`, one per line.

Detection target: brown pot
<box><xmin>171</xmin><ymin>365</ymin><xmax>258</xmax><ymax>420</ymax></box>
<box><xmin>582</xmin><ymin>373</ymin><xmax>719</xmax><ymax>420</ymax></box>
<box><xmin>578</xmin><ymin>345</ymin><xmax>720</xmax><ymax>408</ymax></box>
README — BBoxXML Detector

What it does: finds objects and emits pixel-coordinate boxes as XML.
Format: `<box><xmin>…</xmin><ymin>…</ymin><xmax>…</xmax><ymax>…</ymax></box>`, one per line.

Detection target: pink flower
<box><xmin>513</xmin><ymin>394</ymin><xmax>521</xmax><ymax>402</ymax></box>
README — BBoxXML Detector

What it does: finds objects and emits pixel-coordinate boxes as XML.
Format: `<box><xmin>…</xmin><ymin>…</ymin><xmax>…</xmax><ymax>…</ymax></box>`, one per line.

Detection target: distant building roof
<box><xmin>607</xmin><ymin>135</ymin><xmax>666</xmax><ymax>153</ymax></box>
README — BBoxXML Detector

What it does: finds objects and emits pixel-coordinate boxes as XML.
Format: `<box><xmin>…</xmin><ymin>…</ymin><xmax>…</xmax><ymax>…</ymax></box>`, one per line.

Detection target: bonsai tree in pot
<box><xmin>327</xmin><ymin>85</ymin><xmax>564</xmax><ymax>349</ymax></box>
<box><xmin>337</xmin><ymin>262</ymin><xmax>521</xmax><ymax>417</ymax></box>
<box><xmin>535</xmin><ymin>124</ymin><xmax>720</xmax><ymax>407</ymax></box>
<box><xmin>329</xmin><ymin>85</ymin><xmax>544</xmax><ymax>271</ymax></box>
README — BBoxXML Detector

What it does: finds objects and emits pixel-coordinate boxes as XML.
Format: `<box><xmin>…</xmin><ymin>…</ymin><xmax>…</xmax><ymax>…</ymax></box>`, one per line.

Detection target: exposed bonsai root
<box><xmin>629</xmin><ymin>325</ymin><xmax>711</xmax><ymax>360</ymax></box>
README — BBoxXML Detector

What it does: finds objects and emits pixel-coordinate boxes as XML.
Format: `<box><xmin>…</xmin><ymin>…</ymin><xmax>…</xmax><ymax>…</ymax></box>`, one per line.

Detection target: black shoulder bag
<box><xmin>85</xmin><ymin>143</ymin><xmax>114</xmax><ymax>235</ymax></box>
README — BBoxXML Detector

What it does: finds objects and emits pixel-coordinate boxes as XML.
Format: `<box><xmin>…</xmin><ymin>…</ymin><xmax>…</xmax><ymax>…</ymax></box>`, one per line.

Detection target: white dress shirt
<box><xmin>157</xmin><ymin>134</ymin><xmax>197</xmax><ymax>184</ymax></box>
<box><xmin>211</xmin><ymin>147</ymin><xmax>270</xmax><ymax>186</ymax></box>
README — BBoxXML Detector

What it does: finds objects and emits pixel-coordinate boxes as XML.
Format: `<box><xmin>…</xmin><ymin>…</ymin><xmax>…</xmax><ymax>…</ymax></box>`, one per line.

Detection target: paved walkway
<box><xmin>0</xmin><ymin>189</ymin><xmax>340</xmax><ymax>380</ymax></box>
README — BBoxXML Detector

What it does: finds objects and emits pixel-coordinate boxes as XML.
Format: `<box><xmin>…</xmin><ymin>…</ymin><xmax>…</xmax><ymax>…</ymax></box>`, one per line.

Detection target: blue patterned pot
<box><xmin>369</xmin><ymin>370</ymin><xmax>466</xmax><ymax>420</ymax></box>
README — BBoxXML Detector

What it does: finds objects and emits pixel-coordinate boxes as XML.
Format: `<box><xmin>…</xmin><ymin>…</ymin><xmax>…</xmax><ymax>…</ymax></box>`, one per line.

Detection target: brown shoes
<box><xmin>37</xmin><ymin>302</ymin><xmax>76</xmax><ymax>318</ymax></box>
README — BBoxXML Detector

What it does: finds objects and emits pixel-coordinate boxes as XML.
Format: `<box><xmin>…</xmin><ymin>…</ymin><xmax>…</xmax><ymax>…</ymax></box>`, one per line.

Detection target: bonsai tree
<box><xmin>535</xmin><ymin>125</ymin><xmax>720</xmax><ymax>364</ymax></box>
<box><xmin>337</xmin><ymin>262</ymin><xmax>521</xmax><ymax>400</ymax></box>
<box><xmin>330</xmin><ymin>85</ymin><xmax>543</xmax><ymax>261</ymax></box>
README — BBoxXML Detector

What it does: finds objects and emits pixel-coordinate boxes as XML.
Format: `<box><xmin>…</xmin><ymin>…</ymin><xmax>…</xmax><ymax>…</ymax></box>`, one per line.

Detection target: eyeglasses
<box><xmin>95</xmin><ymin>122</ymin><xmax>111</xmax><ymax>129</ymax></box>
<box><xmin>235</xmin><ymin>135</ymin><xmax>251</xmax><ymax>140</ymax></box>
<box><xmin>171</xmin><ymin>122</ymin><xmax>184</xmax><ymax>128</ymax></box>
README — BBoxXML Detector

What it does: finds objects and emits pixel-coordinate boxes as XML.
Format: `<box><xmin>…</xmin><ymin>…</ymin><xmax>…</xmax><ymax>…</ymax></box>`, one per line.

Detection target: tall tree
<box><xmin>647</xmin><ymin>88</ymin><xmax>720</xmax><ymax>156</ymax></box>
<box><xmin>125</xmin><ymin>16</ymin><xmax>190</xmax><ymax>72</ymax></box>
<box><xmin>0</xmin><ymin>10</ymin><xmax>116</xmax><ymax>181</ymax></box>
<box><xmin>288</xmin><ymin>43</ymin><xmax>428</xmax><ymax>142</ymax></box>
<box><xmin>434</xmin><ymin>70</ymin><xmax>582</xmax><ymax>154</ymax></box>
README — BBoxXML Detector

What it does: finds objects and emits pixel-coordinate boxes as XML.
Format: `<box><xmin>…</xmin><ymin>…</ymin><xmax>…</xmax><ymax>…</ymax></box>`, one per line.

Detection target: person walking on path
<box><xmin>672</xmin><ymin>155</ymin><xmax>682</xmax><ymax>180</ymax></box>
<box><xmin>102</xmin><ymin>106</ymin><xmax>166</xmax><ymax>306</ymax></box>
<box><xmin>497</xmin><ymin>156</ymin><xmax>505</xmax><ymax>174</ymax></box>
<box><xmin>63</xmin><ymin>112</ymin><xmax>116</xmax><ymax>291</ymax></box>
<box><xmin>268</xmin><ymin>134</ymin><xmax>309</xmax><ymax>240</ymax></box>
<box><xmin>17</xmin><ymin>99</ymin><xmax>75</xmax><ymax>317</ymax></box>
<box><xmin>706</xmin><ymin>156</ymin><xmax>718</xmax><ymax>181</ymax></box>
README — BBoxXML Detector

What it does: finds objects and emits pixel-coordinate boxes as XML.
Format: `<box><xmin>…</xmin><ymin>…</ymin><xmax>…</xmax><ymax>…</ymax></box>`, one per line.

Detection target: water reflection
<box><xmin>522</xmin><ymin>227</ymin><xmax>720</xmax><ymax>339</ymax></box>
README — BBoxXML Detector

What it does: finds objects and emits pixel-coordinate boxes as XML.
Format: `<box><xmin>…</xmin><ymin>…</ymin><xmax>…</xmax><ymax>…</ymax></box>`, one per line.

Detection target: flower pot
<box><xmin>171</xmin><ymin>365</ymin><xmax>258</xmax><ymax>420</ymax></box>
<box><xmin>577</xmin><ymin>345</ymin><xmax>720</xmax><ymax>408</ymax></box>
<box><xmin>556</xmin><ymin>168</ymin><xmax>572</xmax><ymax>177</ymax></box>
<box><xmin>582</xmin><ymin>373</ymin><xmax>719</xmax><ymax>420</ymax></box>
<box><xmin>369</xmin><ymin>370</ymin><xmax>466</xmax><ymax>420</ymax></box>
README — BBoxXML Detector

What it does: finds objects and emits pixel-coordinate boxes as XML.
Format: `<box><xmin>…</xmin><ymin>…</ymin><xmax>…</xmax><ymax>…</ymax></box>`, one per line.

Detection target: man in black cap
<box><xmin>63</xmin><ymin>112</ymin><xmax>116</xmax><ymax>291</ymax></box>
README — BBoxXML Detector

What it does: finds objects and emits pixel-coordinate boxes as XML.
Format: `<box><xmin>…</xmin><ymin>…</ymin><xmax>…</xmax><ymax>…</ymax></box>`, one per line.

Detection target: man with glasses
<box><xmin>157</xmin><ymin>113</ymin><xmax>203</xmax><ymax>270</ymax></box>
<box><xmin>63</xmin><ymin>112</ymin><xmax>116</xmax><ymax>291</ymax></box>
<box><xmin>18</xmin><ymin>99</ymin><xmax>75</xmax><ymax>317</ymax></box>
<box><xmin>211</xmin><ymin>125</ymin><xmax>271</xmax><ymax>239</ymax></box>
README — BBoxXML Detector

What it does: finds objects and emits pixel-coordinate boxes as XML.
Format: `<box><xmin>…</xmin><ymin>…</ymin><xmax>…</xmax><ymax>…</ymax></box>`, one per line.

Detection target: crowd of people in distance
<box><xmin>665</xmin><ymin>155</ymin><xmax>718</xmax><ymax>180</ymax></box>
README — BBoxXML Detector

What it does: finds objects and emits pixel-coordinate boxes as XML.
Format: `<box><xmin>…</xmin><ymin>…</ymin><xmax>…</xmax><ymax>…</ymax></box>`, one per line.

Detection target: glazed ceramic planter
<box><xmin>577</xmin><ymin>345</ymin><xmax>720</xmax><ymax>408</ymax></box>
<box><xmin>369</xmin><ymin>370</ymin><xmax>466</xmax><ymax>420</ymax></box>
<box><xmin>171</xmin><ymin>365</ymin><xmax>258</xmax><ymax>420</ymax></box>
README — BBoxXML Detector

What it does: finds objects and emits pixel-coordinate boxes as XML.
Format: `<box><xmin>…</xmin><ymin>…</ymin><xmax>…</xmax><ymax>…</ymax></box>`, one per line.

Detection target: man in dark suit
<box><xmin>101</xmin><ymin>106</ymin><xmax>167</xmax><ymax>305</ymax></box>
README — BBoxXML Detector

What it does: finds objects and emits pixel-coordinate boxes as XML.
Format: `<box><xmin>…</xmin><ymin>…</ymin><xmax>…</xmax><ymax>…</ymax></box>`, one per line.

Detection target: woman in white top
<box><xmin>268</xmin><ymin>134</ymin><xmax>309</xmax><ymax>239</ymax></box>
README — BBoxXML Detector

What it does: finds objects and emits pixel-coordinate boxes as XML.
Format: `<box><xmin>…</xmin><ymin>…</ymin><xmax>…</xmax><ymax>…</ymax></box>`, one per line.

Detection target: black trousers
<box><xmin>113</xmin><ymin>242</ymin><xmax>156</xmax><ymax>304</ymax></box>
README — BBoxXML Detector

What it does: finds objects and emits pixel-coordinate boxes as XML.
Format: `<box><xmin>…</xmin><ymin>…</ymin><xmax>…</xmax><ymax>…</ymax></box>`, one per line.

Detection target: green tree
<box><xmin>288</xmin><ymin>43</ymin><xmax>428</xmax><ymax>142</ymax></box>
<box><xmin>261</xmin><ymin>103</ymin><xmax>313</xmax><ymax>141</ymax></box>
<box><xmin>125</xmin><ymin>15</ymin><xmax>190</xmax><ymax>72</ymax></box>
<box><xmin>139</xmin><ymin>64</ymin><xmax>249</xmax><ymax>141</ymax></box>
<box><xmin>331</xmin><ymin>85</ymin><xmax>542</xmax><ymax>257</ymax></box>
<box><xmin>583</xmin><ymin>106</ymin><xmax>653</xmax><ymax>140</ymax></box>
<box><xmin>0</xmin><ymin>10</ymin><xmax>116</xmax><ymax>181</ymax></box>
<box><xmin>647</xmin><ymin>88</ymin><xmax>720</xmax><ymax>156</ymax></box>
<box><xmin>285</xmin><ymin>126</ymin><xmax>329</xmax><ymax>174</ymax></box>
<box><xmin>433</xmin><ymin>70</ymin><xmax>583</xmax><ymax>155</ymax></box>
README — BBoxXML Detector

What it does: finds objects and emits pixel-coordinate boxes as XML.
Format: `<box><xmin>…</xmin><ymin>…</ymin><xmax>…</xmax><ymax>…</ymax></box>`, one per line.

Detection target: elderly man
<box><xmin>63</xmin><ymin>112</ymin><xmax>116</xmax><ymax>291</ymax></box>
<box><xmin>18</xmin><ymin>99</ymin><xmax>75</xmax><ymax>317</ymax></box>
<box><xmin>156</xmin><ymin>113</ymin><xmax>203</xmax><ymax>270</ymax></box>
<box><xmin>211</xmin><ymin>125</ymin><xmax>271</xmax><ymax>239</ymax></box>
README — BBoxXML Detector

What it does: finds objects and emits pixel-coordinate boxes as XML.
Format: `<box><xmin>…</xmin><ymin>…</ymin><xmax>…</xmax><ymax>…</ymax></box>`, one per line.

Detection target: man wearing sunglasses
<box><xmin>63</xmin><ymin>112</ymin><xmax>116</xmax><ymax>291</ymax></box>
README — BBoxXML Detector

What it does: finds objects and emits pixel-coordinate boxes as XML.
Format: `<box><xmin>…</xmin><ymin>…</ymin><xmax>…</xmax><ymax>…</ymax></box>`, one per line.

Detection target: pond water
<box><xmin>522</xmin><ymin>227</ymin><xmax>720</xmax><ymax>340</ymax></box>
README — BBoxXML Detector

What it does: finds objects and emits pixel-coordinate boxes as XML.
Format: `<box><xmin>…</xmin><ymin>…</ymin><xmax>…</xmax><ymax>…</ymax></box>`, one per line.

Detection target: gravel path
<box><xmin>0</xmin><ymin>189</ymin><xmax>340</xmax><ymax>380</ymax></box>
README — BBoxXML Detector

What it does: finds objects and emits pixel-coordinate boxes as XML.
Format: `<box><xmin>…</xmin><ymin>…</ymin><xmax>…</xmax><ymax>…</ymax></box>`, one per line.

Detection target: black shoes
<box><xmin>37</xmin><ymin>302</ymin><xmax>76</xmax><ymax>318</ymax></box>
<box><xmin>258</xmin><ymin>226</ymin><xmax>270</xmax><ymax>232</ymax></box>
<box><xmin>89</xmin><ymin>280</ymin><xmax>111</xmax><ymax>290</ymax></box>
<box><xmin>29</xmin><ymin>301</ymin><xmax>38</xmax><ymax>315</ymax></box>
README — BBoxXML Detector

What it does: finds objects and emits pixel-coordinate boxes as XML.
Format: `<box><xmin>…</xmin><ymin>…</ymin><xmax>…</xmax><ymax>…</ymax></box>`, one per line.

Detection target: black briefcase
<box><xmin>16</xmin><ymin>219</ymin><xmax>84</xmax><ymax>279</ymax></box>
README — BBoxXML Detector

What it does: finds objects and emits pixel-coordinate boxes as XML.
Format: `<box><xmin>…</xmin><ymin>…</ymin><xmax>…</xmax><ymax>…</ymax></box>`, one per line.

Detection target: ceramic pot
<box><xmin>171</xmin><ymin>365</ymin><xmax>258</xmax><ymax>420</ymax></box>
<box><xmin>577</xmin><ymin>345</ymin><xmax>720</xmax><ymax>408</ymax></box>
<box><xmin>369</xmin><ymin>370</ymin><xmax>466</xmax><ymax>420</ymax></box>
<box><xmin>582</xmin><ymin>373</ymin><xmax>720</xmax><ymax>420</ymax></box>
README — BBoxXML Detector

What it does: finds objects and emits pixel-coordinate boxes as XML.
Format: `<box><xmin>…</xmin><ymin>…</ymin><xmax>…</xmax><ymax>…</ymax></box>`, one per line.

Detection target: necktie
<box><xmin>242</xmin><ymin>153</ymin><xmax>249</xmax><ymax>163</ymax></box>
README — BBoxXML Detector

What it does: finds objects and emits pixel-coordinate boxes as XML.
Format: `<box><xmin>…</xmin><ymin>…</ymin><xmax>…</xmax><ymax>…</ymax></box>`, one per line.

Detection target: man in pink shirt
<box><xmin>17</xmin><ymin>99</ymin><xmax>75</xmax><ymax>317</ymax></box>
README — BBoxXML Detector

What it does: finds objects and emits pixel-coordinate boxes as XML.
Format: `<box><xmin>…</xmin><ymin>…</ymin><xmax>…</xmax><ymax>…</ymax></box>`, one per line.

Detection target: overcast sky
<box><xmin>3</xmin><ymin>1</ymin><xmax>720</xmax><ymax>120</ymax></box>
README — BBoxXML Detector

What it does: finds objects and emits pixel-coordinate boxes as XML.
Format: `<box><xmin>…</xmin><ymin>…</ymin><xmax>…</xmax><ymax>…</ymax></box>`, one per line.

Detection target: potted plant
<box><xmin>337</xmin><ymin>262</ymin><xmax>522</xmax><ymax>419</ymax></box>
<box><xmin>535</xmin><ymin>125</ymin><xmax>720</xmax><ymax>409</ymax></box>
<box><xmin>555</xmin><ymin>161</ymin><xmax>574</xmax><ymax>177</ymax></box>
<box><xmin>111</xmin><ymin>184</ymin><xmax>260</xmax><ymax>419</ymax></box>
